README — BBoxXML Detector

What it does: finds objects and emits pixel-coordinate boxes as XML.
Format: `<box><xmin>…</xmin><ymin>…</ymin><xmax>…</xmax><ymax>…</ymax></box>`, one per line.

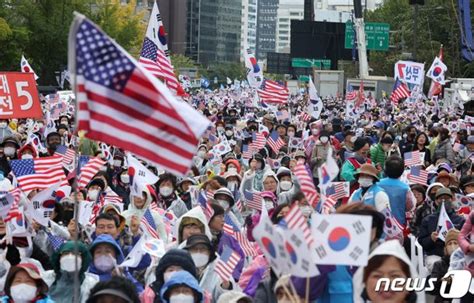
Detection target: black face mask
<box><xmin>62</xmin><ymin>210</ymin><xmax>74</xmax><ymax>226</ymax></box>
<box><xmin>48</xmin><ymin>142</ymin><xmax>59</xmax><ymax>151</ymax></box>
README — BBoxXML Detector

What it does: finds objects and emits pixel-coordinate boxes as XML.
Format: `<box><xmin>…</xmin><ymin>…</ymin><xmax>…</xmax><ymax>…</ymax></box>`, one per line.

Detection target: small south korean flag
<box><xmin>20</xmin><ymin>55</ymin><xmax>39</xmax><ymax>80</ymax></box>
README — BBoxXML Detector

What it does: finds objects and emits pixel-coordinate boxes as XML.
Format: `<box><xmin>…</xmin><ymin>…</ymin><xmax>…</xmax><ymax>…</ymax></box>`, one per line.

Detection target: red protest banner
<box><xmin>0</xmin><ymin>72</ymin><xmax>42</xmax><ymax>119</ymax></box>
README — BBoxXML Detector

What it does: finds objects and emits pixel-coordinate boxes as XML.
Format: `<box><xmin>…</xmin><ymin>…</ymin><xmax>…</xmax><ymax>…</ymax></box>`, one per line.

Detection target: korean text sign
<box><xmin>0</xmin><ymin>72</ymin><xmax>42</xmax><ymax>119</ymax></box>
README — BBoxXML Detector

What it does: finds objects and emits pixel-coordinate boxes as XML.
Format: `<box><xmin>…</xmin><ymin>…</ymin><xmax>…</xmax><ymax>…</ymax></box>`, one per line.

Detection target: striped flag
<box><xmin>267</xmin><ymin>131</ymin><xmax>285</xmax><ymax>154</ymax></box>
<box><xmin>321</xmin><ymin>195</ymin><xmax>338</xmax><ymax>214</ymax></box>
<box><xmin>54</xmin><ymin>145</ymin><xmax>76</xmax><ymax>168</ymax></box>
<box><xmin>69</xmin><ymin>15</ymin><xmax>210</xmax><ymax>177</ymax></box>
<box><xmin>47</xmin><ymin>232</ymin><xmax>66</xmax><ymax>251</ymax></box>
<box><xmin>284</xmin><ymin>204</ymin><xmax>314</xmax><ymax>247</ymax></box>
<box><xmin>293</xmin><ymin>162</ymin><xmax>319</xmax><ymax>208</ymax></box>
<box><xmin>223</xmin><ymin>214</ymin><xmax>240</xmax><ymax>235</ymax></box>
<box><xmin>138</xmin><ymin>1</ymin><xmax>185</xmax><ymax>96</ymax></box>
<box><xmin>223</xmin><ymin>215</ymin><xmax>258</xmax><ymax>256</ymax></box>
<box><xmin>325</xmin><ymin>182</ymin><xmax>350</xmax><ymax>200</ymax></box>
<box><xmin>215</xmin><ymin>245</ymin><xmax>241</xmax><ymax>281</ymax></box>
<box><xmin>104</xmin><ymin>191</ymin><xmax>123</xmax><ymax>205</ymax></box>
<box><xmin>140</xmin><ymin>208</ymin><xmax>160</xmax><ymax>239</ymax></box>
<box><xmin>345</xmin><ymin>84</ymin><xmax>357</xmax><ymax>101</ymax></box>
<box><xmin>404</xmin><ymin>150</ymin><xmax>421</xmax><ymax>167</ymax></box>
<box><xmin>300</xmin><ymin>112</ymin><xmax>312</xmax><ymax>122</ymax></box>
<box><xmin>390</xmin><ymin>79</ymin><xmax>411</xmax><ymax>103</ymax></box>
<box><xmin>4</xmin><ymin>188</ymin><xmax>21</xmax><ymax>222</ymax></box>
<box><xmin>407</xmin><ymin>166</ymin><xmax>428</xmax><ymax>185</ymax></box>
<box><xmin>198</xmin><ymin>191</ymin><xmax>214</xmax><ymax>221</ymax></box>
<box><xmin>355</xmin><ymin>81</ymin><xmax>365</xmax><ymax>108</ymax></box>
<box><xmin>89</xmin><ymin>192</ymin><xmax>106</xmax><ymax>224</ymax></box>
<box><xmin>77</xmin><ymin>156</ymin><xmax>106</xmax><ymax>189</ymax></box>
<box><xmin>10</xmin><ymin>156</ymin><xmax>66</xmax><ymax>192</ymax></box>
<box><xmin>249</xmin><ymin>132</ymin><xmax>266</xmax><ymax>152</ymax></box>
<box><xmin>242</xmin><ymin>144</ymin><xmax>252</xmax><ymax>159</ymax></box>
<box><xmin>257</xmin><ymin>80</ymin><xmax>289</xmax><ymax>104</ymax></box>
<box><xmin>243</xmin><ymin>190</ymin><xmax>262</xmax><ymax>211</ymax></box>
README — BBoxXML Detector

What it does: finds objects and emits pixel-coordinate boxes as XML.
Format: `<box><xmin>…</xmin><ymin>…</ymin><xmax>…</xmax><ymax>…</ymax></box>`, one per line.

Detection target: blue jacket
<box><xmin>418</xmin><ymin>209</ymin><xmax>465</xmax><ymax>257</ymax></box>
<box><xmin>350</xmin><ymin>184</ymin><xmax>386</xmax><ymax>209</ymax></box>
<box><xmin>0</xmin><ymin>295</ymin><xmax>54</xmax><ymax>303</ymax></box>
<box><xmin>378</xmin><ymin>178</ymin><xmax>410</xmax><ymax>225</ymax></box>
<box><xmin>160</xmin><ymin>271</ymin><xmax>203</xmax><ymax>303</ymax></box>
<box><xmin>87</xmin><ymin>234</ymin><xmax>143</xmax><ymax>292</ymax></box>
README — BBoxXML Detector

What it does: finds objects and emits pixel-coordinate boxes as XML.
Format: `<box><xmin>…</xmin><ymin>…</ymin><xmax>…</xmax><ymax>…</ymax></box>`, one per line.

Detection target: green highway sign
<box><xmin>298</xmin><ymin>75</ymin><xmax>310</xmax><ymax>82</ymax></box>
<box><xmin>345</xmin><ymin>22</ymin><xmax>390</xmax><ymax>51</ymax></box>
<box><xmin>291</xmin><ymin>58</ymin><xmax>331</xmax><ymax>69</ymax></box>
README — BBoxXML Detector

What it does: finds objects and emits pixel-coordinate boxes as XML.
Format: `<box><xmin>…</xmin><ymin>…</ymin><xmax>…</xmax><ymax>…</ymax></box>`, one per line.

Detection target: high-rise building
<box><xmin>275</xmin><ymin>0</ymin><xmax>304</xmax><ymax>53</ymax></box>
<box><xmin>313</xmin><ymin>0</ymin><xmax>383</xmax><ymax>22</ymax></box>
<box><xmin>255</xmin><ymin>0</ymin><xmax>278</xmax><ymax>61</ymax></box>
<box><xmin>186</xmin><ymin>0</ymin><xmax>242</xmax><ymax>65</ymax></box>
<box><xmin>240</xmin><ymin>0</ymin><xmax>258</xmax><ymax>61</ymax></box>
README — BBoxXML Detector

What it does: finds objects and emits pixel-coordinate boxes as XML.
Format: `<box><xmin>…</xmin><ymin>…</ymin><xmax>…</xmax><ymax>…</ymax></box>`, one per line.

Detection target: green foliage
<box><xmin>0</xmin><ymin>0</ymin><xmax>146</xmax><ymax>85</ymax></box>
<box><xmin>171</xmin><ymin>54</ymin><xmax>197</xmax><ymax>73</ymax></box>
<box><xmin>201</xmin><ymin>62</ymin><xmax>246</xmax><ymax>83</ymax></box>
<box><xmin>365</xmin><ymin>0</ymin><xmax>474</xmax><ymax>78</ymax></box>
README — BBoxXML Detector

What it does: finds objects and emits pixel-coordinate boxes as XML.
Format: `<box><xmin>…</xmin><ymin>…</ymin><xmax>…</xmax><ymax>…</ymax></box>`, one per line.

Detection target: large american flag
<box><xmin>284</xmin><ymin>204</ymin><xmax>314</xmax><ymax>247</ymax></box>
<box><xmin>77</xmin><ymin>156</ymin><xmax>106</xmax><ymax>189</ymax></box>
<box><xmin>267</xmin><ymin>130</ymin><xmax>285</xmax><ymax>154</ymax></box>
<box><xmin>404</xmin><ymin>150</ymin><xmax>421</xmax><ymax>167</ymax></box>
<box><xmin>215</xmin><ymin>245</ymin><xmax>241</xmax><ymax>281</ymax></box>
<box><xmin>408</xmin><ymin>166</ymin><xmax>428</xmax><ymax>185</ymax></box>
<box><xmin>140</xmin><ymin>208</ymin><xmax>160</xmax><ymax>239</ymax></box>
<box><xmin>257</xmin><ymin>80</ymin><xmax>289</xmax><ymax>104</ymax></box>
<box><xmin>243</xmin><ymin>190</ymin><xmax>262</xmax><ymax>211</ymax></box>
<box><xmin>390</xmin><ymin>78</ymin><xmax>410</xmax><ymax>103</ymax></box>
<box><xmin>292</xmin><ymin>162</ymin><xmax>319</xmax><ymax>208</ymax></box>
<box><xmin>10</xmin><ymin>156</ymin><xmax>66</xmax><ymax>191</ymax></box>
<box><xmin>54</xmin><ymin>145</ymin><xmax>76</xmax><ymax>168</ymax></box>
<box><xmin>138</xmin><ymin>1</ymin><xmax>185</xmax><ymax>96</ymax></box>
<box><xmin>69</xmin><ymin>16</ymin><xmax>210</xmax><ymax>176</ymax></box>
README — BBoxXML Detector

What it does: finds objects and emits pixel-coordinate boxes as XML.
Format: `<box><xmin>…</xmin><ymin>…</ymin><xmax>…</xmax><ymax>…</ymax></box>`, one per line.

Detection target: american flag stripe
<box><xmin>78</xmin><ymin>157</ymin><xmax>106</xmax><ymax>189</ymax></box>
<box><xmin>234</xmin><ymin>231</ymin><xmax>258</xmax><ymax>256</ymax></box>
<box><xmin>408</xmin><ymin>166</ymin><xmax>428</xmax><ymax>185</ymax></box>
<box><xmin>72</xmin><ymin>17</ymin><xmax>208</xmax><ymax>177</ymax></box>
<box><xmin>249</xmin><ymin>132</ymin><xmax>266</xmax><ymax>151</ymax></box>
<box><xmin>244</xmin><ymin>190</ymin><xmax>262</xmax><ymax>211</ymax></box>
<box><xmin>257</xmin><ymin>80</ymin><xmax>289</xmax><ymax>104</ymax></box>
<box><xmin>300</xmin><ymin>112</ymin><xmax>311</xmax><ymax>122</ymax></box>
<box><xmin>55</xmin><ymin>145</ymin><xmax>76</xmax><ymax>167</ymax></box>
<box><xmin>140</xmin><ymin>208</ymin><xmax>160</xmax><ymax>239</ymax></box>
<box><xmin>391</xmin><ymin>80</ymin><xmax>411</xmax><ymax>103</ymax></box>
<box><xmin>404</xmin><ymin>150</ymin><xmax>421</xmax><ymax>167</ymax></box>
<box><xmin>285</xmin><ymin>204</ymin><xmax>314</xmax><ymax>247</ymax></box>
<box><xmin>11</xmin><ymin>156</ymin><xmax>66</xmax><ymax>191</ymax></box>
<box><xmin>293</xmin><ymin>162</ymin><xmax>319</xmax><ymax>208</ymax></box>
<box><xmin>267</xmin><ymin>131</ymin><xmax>285</xmax><ymax>154</ymax></box>
<box><xmin>215</xmin><ymin>248</ymin><xmax>241</xmax><ymax>281</ymax></box>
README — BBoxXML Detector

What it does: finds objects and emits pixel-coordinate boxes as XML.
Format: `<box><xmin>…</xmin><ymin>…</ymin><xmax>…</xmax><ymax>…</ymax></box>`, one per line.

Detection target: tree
<box><xmin>171</xmin><ymin>54</ymin><xmax>198</xmax><ymax>75</ymax></box>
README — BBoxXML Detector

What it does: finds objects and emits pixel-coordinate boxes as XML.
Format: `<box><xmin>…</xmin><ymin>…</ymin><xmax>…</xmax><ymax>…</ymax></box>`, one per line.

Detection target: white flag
<box><xmin>127</xmin><ymin>153</ymin><xmax>159</xmax><ymax>197</ymax></box>
<box><xmin>311</xmin><ymin>214</ymin><xmax>372</xmax><ymax>266</ymax></box>
<box><xmin>426</xmin><ymin>56</ymin><xmax>447</xmax><ymax>85</ymax></box>
<box><xmin>436</xmin><ymin>202</ymin><xmax>455</xmax><ymax>242</ymax></box>
<box><xmin>119</xmin><ymin>235</ymin><xmax>146</xmax><ymax>268</ymax></box>
<box><xmin>20</xmin><ymin>55</ymin><xmax>39</xmax><ymax>80</ymax></box>
<box><xmin>308</xmin><ymin>76</ymin><xmax>323</xmax><ymax>119</ymax></box>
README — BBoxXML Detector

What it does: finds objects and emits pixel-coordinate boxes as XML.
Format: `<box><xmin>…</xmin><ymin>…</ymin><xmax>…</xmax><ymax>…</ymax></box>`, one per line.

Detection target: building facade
<box><xmin>255</xmin><ymin>0</ymin><xmax>278</xmax><ymax>61</ymax></box>
<box><xmin>240</xmin><ymin>0</ymin><xmax>258</xmax><ymax>60</ymax></box>
<box><xmin>275</xmin><ymin>0</ymin><xmax>304</xmax><ymax>53</ymax></box>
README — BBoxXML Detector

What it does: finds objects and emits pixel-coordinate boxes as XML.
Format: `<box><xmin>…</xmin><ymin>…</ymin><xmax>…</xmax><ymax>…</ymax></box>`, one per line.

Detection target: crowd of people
<box><xmin>0</xmin><ymin>84</ymin><xmax>472</xmax><ymax>303</ymax></box>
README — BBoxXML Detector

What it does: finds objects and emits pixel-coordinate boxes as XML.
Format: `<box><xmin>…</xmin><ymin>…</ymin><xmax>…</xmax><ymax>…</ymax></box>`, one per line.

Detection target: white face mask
<box><xmin>265</xmin><ymin>201</ymin><xmax>274</xmax><ymax>210</ymax></box>
<box><xmin>94</xmin><ymin>254</ymin><xmax>116</xmax><ymax>272</ymax></box>
<box><xmin>22</xmin><ymin>154</ymin><xmax>33</xmax><ymax>159</ymax></box>
<box><xmin>113</xmin><ymin>159</ymin><xmax>122</xmax><ymax>167</ymax></box>
<box><xmin>191</xmin><ymin>252</ymin><xmax>209</xmax><ymax>268</ymax></box>
<box><xmin>60</xmin><ymin>254</ymin><xmax>82</xmax><ymax>272</ymax></box>
<box><xmin>217</xmin><ymin>199</ymin><xmax>229</xmax><ymax>211</ymax></box>
<box><xmin>225</xmin><ymin>130</ymin><xmax>233</xmax><ymax>137</ymax></box>
<box><xmin>169</xmin><ymin>294</ymin><xmax>195</xmax><ymax>303</ymax></box>
<box><xmin>88</xmin><ymin>189</ymin><xmax>99</xmax><ymax>201</ymax></box>
<box><xmin>10</xmin><ymin>284</ymin><xmax>37</xmax><ymax>303</ymax></box>
<box><xmin>280</xmin><ymin>180</ymin><xmax>292</xmax><ymax>191</ymax></box>
<box><xmin>160</xmin><ymin>186</ymin><xmax>173</xmax><ymax>197</ymax></box>
<box><xmin>120</xmin><ymin>174</ymin><xmax>130</xmax><ymax>184</ymax></box>
<box><xmin>320</xmin><ymin>136</ymin><xmax>329</xmax><ymax>144</ymax></box>
<box><xmin>358</xmin><ymin>177</ymin><xmax>373</xmax><ymax>188</ymax></box>
<box><xmin>287</xmin><ymin>131</ymin><xmax>295</xmax><ymax>138</ymax></box>
<box><xmin>4</xmin><ymin>147</ymin><xmax>15</xmax><ymax>157</ymax></box>
<box><xmin>311</xmin><ymin>128</ymin><xmax>319</xmax><ymax>135</ymax></box>
<box><xmin>227</xmin><ymin>181</ymin><xmax>238</xmax><ymax>191</ymax></box>
<box><xmin>197</xmin><ymin>150</ymin><xmax>206</xmax><ymax>159</ymax></box>
<box><xmin>300</xmin><ymin>206</ymin><xmax>313</xmax><ymax>218</ymax></box>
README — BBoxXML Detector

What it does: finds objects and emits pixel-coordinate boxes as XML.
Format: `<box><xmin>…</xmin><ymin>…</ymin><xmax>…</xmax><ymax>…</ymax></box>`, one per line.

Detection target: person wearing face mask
<box><xmin>433</xmin><ymin>127</ymin><xmax>456</xmax><ymax>167</ymax></box>
<box><xmin>45</xmin><ymin>132</ymin><xmax>62</xmax><ymax>156</ymax></box>
<box><xmin>1</xmin><ymin>136</ymin><xmax>19</xmax><ymax>160</ymax></box>
<box><xmin>184</xmin><ymin>235</ymin><xmax>236</xmax><ymax>301</ymax></box>
<box><xmin>341</xmin><ymin>137</ymin><xmax>372</xmax><ymax>196</ymax></box>
<box><xmin>369</xmin><ymin>136</ymin><xmax>393</xmax><ymax>170</ymax></box>
<box><xmin>17</xmin><ymin>144</ymin><xmax>37</xmax><ymax>160</ymax></box>
<box><xmin>156</xmin><ymin>173</ymin><xmax>188</xmax><ymax>219</ymax></box>
<box><xmin>88</xmin><ymin>234</ymin><xmax>143</xmax><ymax>293</ymax></box>
<box><xmin>172</xmin><ymin>207</ymin><xmax>213</xmax><ymax>250</ymax></box>
<box><xmin>215</xmin><ymin>121</ymin><xmax>226</xmax><ymax>136</ymax></box>
<box><xmin>419</xmin><ymin>188</ymin><xmax>465</xmax><ymax>259</ymax></box>
<box><xmin>310</xmin><ymin>130</ymin><xmax>331</xmax><ymax>180</ymax></box>
<box><xmin>160</xmin><ymin>270</ymin><xmax>203</xmax><ymax>303</ymax></box>
<box><xmin>178</xmin><ymin>177</ymin><xmax>198</xmax><ymax>210</ymax></box>
<box><xmin>348</xmin><ymin>164</ymin><xmax>390</xmax><ymax>212</ymax></box>
<box><xmin>1</xmin><ymin>263</ymin><xmax>53</xmax><ymax>303</ymax></box>
<box><xmin>224</xmin><ymin>170</ymin><xmax>242</xmax><ymax>202</ymax></box>
<box><xmin>86</xmin><ymin>276</ymin><xmax>141</xmax><ymax>303</ymax></box>
<box><xmin>240</xmin><ymin>153</ymin><xmax>267</xmax><ymax>195</ymax></box>
<box><xmin>87</xmin><ymin>178</ymin><xmax>106</xmax><ymax>201</ymax></box>
<box><xmin>213</xmin><ymin>187</ymin><xmax>242</xmax><ymax>225</ymax></box>
<box><xmin>428</xmin><ymin>229</ymin><xmax>460</xmax><ymax>303</ymax></box>
<box><xmin>224</xmin><ymin>126</ymin><xmax>234</xmax><ymax>140</ymax></box>
<box><xmin>0</xmin><ymin>119</ymin><xmax>13</xmax><ymax>143</ymax></box>
<box><xmin>143</xmin><ymin>249</ymin><xmax>198</xmax><ymax>303</ymax></box>
<box><xmin>276</xmin><ymin>167</ymin><xmax>299</xmax><ymax>205</ymax></box>
<box><xmin>112</xmin><ymin>168</ymin><xmax>131</xmax><ymax>209</ymax></box>
<box><xmin>49</xmin><ymin>241</ymin><xmax>99</xmax><ymax>303</ymax></box>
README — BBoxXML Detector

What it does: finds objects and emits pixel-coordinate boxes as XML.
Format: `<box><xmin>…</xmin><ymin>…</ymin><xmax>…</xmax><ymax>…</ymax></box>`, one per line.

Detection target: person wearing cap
<box><xmin>419</xmin><ymin>188</ymin><xmax>465</xmax><ymax>258</ymax></box>
<box><xmin>399</xmin><ymin>125</ymin><xmax>417</xmax><ymax>157</ymax></box>
<box><xmin>88</xmin><ymin>234</ymin><xmax>143</xmax><ymax>293</ymax></box>
<box><xmin>213</xmin><ymin>187</ymin><xmax>242</xmax><ymax>227</ymax></box>
<box><xmin>49</xmin><ymin>240</ymin><xmax>99</xmax><ymax>303</ymax></box>
<box><xmin>429</xmin><ymin>229</ymin><xmax>460</xmax><ymax>302</ymax></box>
<box><xmin>224</xmin><ymin>170</ymin><xmax>242</xmax><ymax>198</ymax></box>
<box><xmin>173</xmin><ymin>207</ymin><xmax>212</xmax><ymax>249</ymax></box>
<box><xmin>1</xmin><ymin>136</ymin><xmax>19</xmax><ymax>160</ymax></box>
<box><xmin>184</xmin><ymin>234</ymin><xmax>236</xmax><ymax>300</ymax></box>
<box><xmin>178</xmin><ymin>177</ymin><xmax>198</xmax><ymax>210</ymax></box>
<box><xmin>86</xmin><ymin>276</ymin><xmax>140</xmax><ymax>303</ymax></box>
<box><xmin>156</xmin><ymin>173</ymin><xmax>188</xmax><ymax>219</ymax></box>
<box><xmin>341</xmin><ymin>137</ymin><xmax>372</xmax><ymax>196</ymax></box>
<box><xmin>160</xmin><ymin>270</ymin><xmax>204</xmax><ymax>303</ymax></box>
<box><xmin>348</xmin><ymin>164</ymin><xmax>390</xmax><ymax>212</ymax></box>
<box><xmin>409</xmin><ymin>184</ymin><xmax>430</xmax><ymax>236</ymax></box>
<box><xmin>369</xmin><ymin>136</ymin><xmax>393</xmax><ymax>170</ymax></box>
<box><xmin>276</xmin><ymin>167</ymin><xmax>299</xmax><ymax>205</ymax></box>
<box><xmin>217</xmin><ymin>290</ymin><xmax>252</xmax><ymax>303</ymax></box>
<box><xmin>87</xmin><ymin>178</ymin><xmax>106</xmax><ymax>201</ymax></box>
<box><xmin>262</xmin><ymin>114</ymin><xmax>275</xmax><ymax>133</ymax></box>
<box><xmin>460</xmin><ymin>176</ymin><xmax>474</xmax><ymax>196</ymax></box>
<box><xmin>1</xmin><ymin>263</ymin><xmax>53</xmax><ymax>303</ymax></box>
<box><xmin>378</xmin><ymin>156</ymin><xmax>416</xmax><ymax>227</ymax></box>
